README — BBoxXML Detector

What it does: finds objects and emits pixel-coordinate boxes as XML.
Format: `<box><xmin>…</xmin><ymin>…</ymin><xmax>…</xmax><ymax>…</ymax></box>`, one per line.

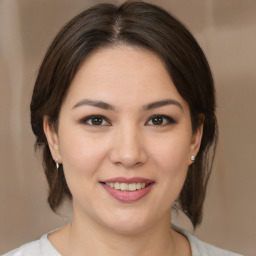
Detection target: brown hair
<box><xmin>30</xmin><ymin>1</ymin><xmax>217</xmax><ymax>228</ymax></box>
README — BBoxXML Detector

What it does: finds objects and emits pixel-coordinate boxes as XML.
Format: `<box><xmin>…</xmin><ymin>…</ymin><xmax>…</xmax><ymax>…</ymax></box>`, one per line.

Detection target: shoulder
<box><xmin>186</xmin><ymin>232</ymin><xmax>243</xmax><ymax>256</ymax></box>
<box><xmin>2</xmin><ymin>238</ymin><xmax>42</xmax><ymax>256</ymax></box>
<box><xmin>2</xmin><ymin>234</ymin><xmax>61</xmax><ymax>256</ymax></box>
<box><xmin>174</xmin><ymin>226</ymin><xmax>244</xmax><ymax>256</ymax></box>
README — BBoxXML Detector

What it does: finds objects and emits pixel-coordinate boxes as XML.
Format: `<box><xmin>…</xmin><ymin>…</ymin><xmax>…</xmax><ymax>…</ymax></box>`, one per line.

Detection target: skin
<box><xmin>44</xmin><ymin>45</ymin><xmax>203</xmax><ymax>256</ymax></box>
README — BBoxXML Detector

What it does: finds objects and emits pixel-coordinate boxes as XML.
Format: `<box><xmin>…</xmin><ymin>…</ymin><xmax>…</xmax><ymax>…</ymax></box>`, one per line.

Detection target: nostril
<box><xmin>108</xmin><ymin>134</ymin><xmax>148</xmax><ymax>168</ymax></box>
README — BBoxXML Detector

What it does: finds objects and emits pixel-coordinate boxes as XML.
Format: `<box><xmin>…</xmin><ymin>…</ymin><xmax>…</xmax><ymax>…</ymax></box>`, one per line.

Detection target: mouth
<box><xmin>100</xmin><ymin>177</ymin><xmax>155</xmax><ymax>202</ymax></box>
<box><xmin>101</xmin><ymin>182</ymin><xmax>151</xmax><ymax>191</ymax></box>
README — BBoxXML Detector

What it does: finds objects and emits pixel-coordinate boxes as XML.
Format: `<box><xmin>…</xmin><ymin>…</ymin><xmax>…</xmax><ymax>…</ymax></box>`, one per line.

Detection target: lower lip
<box><xmin>101</xmin><ymin>183</ymin><xmax>154</xmax><ymax>203</ymax></box>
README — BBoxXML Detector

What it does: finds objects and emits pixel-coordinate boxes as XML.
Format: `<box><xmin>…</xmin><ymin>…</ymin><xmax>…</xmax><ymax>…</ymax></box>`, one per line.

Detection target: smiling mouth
<box><xmin>100</xmin><ymin>178</ymin><xmax>155</xmax><ymax>202</ymax></box>
<box><xmin>102</xmin><ymin>182</ymin><xmax>151</xmax><ymax>192</ymax></box>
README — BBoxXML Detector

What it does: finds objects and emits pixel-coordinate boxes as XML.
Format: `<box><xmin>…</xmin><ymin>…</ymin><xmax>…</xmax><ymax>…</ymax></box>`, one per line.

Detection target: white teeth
<box><xmin>105</xmin><ymin>182</ymin><xmax>147</xmax><ymax>191</ymax></box>
<box><xmin>136</xmin><ymin>183</ymin><xmax>142</xmax><ymax>189</ymax></box>
<box><xmin>114</xmin><ymin>182</ymin><xmax>120</xmax><ymax>189</ymax></box>
<box><xmin>120</xmin><ymin>183</ymin><xmax>128</xmax><ymax>191</ymax></box>
<box><xmin>128</xmin><ymin>183</ymin><xmax>136</xmax><ymax>191</ymax></box>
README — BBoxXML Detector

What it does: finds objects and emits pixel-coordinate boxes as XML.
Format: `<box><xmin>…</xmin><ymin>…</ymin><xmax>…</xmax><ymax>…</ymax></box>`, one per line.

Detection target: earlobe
<box><xmin>43</xmin><ymin>116</ymin><xmax>62</xmax><ymax>162</ymax></box>
<box><xmin>189</xmin><ymin>117</ymin><xmax>204</xmax><ymax>165</ymax></box>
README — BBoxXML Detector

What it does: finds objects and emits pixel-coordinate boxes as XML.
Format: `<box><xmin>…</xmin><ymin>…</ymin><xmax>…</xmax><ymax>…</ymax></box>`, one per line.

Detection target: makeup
<box><xmin>100</xmin><ymin>177</ymin><xmax>155</xmax><ymax>202</ymax></box>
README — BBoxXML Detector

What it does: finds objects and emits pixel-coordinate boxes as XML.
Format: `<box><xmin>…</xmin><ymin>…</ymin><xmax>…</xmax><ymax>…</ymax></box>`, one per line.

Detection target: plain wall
<box><xmin>0</xmin><ymin>0</ymin><xmax>256</xmax><ymax>255</ymax></box>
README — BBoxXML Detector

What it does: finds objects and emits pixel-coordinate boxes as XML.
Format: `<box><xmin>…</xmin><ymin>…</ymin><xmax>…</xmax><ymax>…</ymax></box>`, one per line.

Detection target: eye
<box><xmin>80</xmin><ymin>115</ymin><xmax>111</xmax><ymax>126</ymax></box>
<box><xmin>146</xmin><ymin>115</ymin><xmax>177</xmax><ymax>126</ymax></box>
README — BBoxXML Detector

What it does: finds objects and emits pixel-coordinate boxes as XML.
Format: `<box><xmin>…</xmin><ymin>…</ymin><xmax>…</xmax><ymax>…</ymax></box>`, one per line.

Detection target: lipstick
<box><xmin>100</xmin><ymin>177</ymin><xmax>155</xmax><ymax>203</ymax></box>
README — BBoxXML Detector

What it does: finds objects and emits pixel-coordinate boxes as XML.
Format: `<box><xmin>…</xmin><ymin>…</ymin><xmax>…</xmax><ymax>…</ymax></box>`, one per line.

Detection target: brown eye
<box><xmin>152</xmin><ymin>116</ymin><xmax>164</xmax><ymax>125</ymax></box>
<box><xmin>91</xmin><ymin>117</ymin><xmax>103</xmax><ymax>126</ymax></box>
<box><xmin>146</xmin><ymin>115</ymin><xmax>177</xmax><ymax>126</ymax></box>
<box><xmin>80</xmin><ymin>115</ymin><xmax>111</xmax><ymax>126</ymax></box>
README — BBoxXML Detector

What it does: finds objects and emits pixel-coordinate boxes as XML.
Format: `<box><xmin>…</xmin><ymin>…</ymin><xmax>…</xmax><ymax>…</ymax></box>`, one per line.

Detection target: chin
<box><xmin>106</xmin><ymin>220</ymin><xmax>150</xmax><ymax>235</ymax></box>
<box><xmin>97</xmin><ymin>209</ymin><xmax>157</xmax><ymax>235</ymax></box>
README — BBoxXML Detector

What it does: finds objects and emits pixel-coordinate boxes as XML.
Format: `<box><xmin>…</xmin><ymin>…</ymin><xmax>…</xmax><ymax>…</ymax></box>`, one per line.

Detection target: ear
<box><xmin>189</xmin><ymin>115</ymin><xmax>204</xmax><ymax>165</ymax></box>
<box><xmin>43</xmin><ymin>116</ymin><xmax>62</xmax><ymax>163</ymax></box>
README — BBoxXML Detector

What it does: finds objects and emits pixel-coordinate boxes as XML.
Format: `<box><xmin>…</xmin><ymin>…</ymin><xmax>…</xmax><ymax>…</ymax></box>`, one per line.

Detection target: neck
<box><xmin>68</xmin><ymin>209</ymin><xmax>177</xmax><ymax>256</ymax></box>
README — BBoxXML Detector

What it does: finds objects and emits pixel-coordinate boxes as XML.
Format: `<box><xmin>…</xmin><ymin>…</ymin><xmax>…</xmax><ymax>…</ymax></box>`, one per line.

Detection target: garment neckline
<box><xmin>42</xmin><ymin>226</ymin><xmax>196</xmax><ymax>256</ymax></box>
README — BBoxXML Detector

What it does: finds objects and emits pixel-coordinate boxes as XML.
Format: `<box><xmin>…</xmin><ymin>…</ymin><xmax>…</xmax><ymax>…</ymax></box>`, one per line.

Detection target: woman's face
<box><xmin>44</xmin><ymin>45</ymin><xmax>202</xmax><ymax>234</ymax></box>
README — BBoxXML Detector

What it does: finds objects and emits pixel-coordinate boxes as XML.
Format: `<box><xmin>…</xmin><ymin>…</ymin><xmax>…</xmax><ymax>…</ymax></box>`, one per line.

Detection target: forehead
<box><xmin>62</xmin><ymin>45</ymin><xmax>188</xmax><ymax>110</ymax></box>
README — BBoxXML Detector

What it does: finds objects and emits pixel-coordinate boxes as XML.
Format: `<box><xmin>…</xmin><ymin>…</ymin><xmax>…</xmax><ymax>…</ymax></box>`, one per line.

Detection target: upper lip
<box><xmin>100</xmin><ymin>177</ymin><xmax>155</xmax><ymax>184</ymax></box>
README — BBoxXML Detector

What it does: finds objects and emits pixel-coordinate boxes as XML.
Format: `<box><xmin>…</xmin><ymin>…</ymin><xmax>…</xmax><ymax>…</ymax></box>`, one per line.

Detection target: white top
<box><xmin>2</xmin><ymin>228</ymin><xmax>243</xmax><ymax>256</ymax></box>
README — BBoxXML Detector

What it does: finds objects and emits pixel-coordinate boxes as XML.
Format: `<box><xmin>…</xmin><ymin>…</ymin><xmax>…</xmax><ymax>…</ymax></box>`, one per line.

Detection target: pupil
<box><xmin>153</xmin><ymin>116</ymin><xmax>163</xmax><ymax>125</ymax></box>
<box><xmin>92</xmin><ymin>117</ymin><xmax>102</xmax><ymax>125</ymax></box>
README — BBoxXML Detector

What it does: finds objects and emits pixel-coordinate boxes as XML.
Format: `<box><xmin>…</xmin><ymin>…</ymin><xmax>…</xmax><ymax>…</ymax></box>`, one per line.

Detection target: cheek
<box><xmin>58</xmin><ymin>126</ymin><xmax>107</xmax><ymax>177</ymax></box>
<box><xmin>152</xmin><ymin>132</ymin><xmax>191</xmax><ymax>172</ymax></box>
<box><xmin>150</xmin><ymin>132</ymin><xmax>191</xmax><ymax>197</ymax></box>
<box><xmin>57</xmin><ymin>132</ymin><xmax>108</xmax><ymax>201</ymax></box>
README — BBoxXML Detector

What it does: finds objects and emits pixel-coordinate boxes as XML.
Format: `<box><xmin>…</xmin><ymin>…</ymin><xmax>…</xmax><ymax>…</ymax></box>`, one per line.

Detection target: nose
<box><xmin>108</xmin><ymin>124</ymin><xmax>147</xmax><ymax>169</ymax></box>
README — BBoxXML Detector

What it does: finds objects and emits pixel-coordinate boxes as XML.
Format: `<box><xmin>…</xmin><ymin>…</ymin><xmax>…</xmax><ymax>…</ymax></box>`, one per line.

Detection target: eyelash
<box><xmin>146</xmin><ymin>115</ymin><xmax>177</xmax><ymax>126</ymax></box>
<box><xmin>79</xmin><ymin>114</ymin><xmax>177</xmax><ymax>127</ymax></box>
<box><xmin>80</xmin><ymin>115</ymin><xmax>111</xmax><ymax>126</ymax></box>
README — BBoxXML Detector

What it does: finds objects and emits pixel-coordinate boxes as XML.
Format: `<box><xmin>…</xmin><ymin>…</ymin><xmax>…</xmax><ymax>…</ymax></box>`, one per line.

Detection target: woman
<box><xmin>4</xmin><ymin>1</ymin><xmax>242</xmax><ymax>256</ymax></box>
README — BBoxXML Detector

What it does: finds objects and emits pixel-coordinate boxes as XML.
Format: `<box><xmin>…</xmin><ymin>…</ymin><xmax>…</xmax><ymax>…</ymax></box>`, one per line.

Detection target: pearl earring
<box><xmin>55</xmin><ymin>158</ymin><xmax>59</xmax><ymax>169</ymax></box>
<box><xmin>191</xmin><ymin>155</ymin><xmax>195</xmax><ymax>161</ymax></box>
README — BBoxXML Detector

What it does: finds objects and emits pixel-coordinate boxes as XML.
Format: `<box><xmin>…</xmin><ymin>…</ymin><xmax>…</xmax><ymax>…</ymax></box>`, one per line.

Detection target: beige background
<box><xmin>0</xmin><ymin>0</ymin><xmax>256</xmax><ymax>255</ymax></box>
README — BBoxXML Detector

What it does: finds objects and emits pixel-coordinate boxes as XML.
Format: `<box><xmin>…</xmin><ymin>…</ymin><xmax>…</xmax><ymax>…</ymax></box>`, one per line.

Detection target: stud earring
<box><xmin>191</xmin><ymin>155</ymin><xmax>196</xmax><ymax>161</ymax></box>
<box><xmin>55</xmin><ymin>158</ymin><xmax>59</xmax><ymax>169</ymax></box>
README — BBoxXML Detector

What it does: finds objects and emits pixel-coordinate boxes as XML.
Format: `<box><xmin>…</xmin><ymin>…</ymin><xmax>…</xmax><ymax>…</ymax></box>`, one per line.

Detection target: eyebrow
<box><xmin>72</xmin><ymin>99</ymin><xmax>115</xmax><ymax>111</ymax></box>
<box><xmin>72</xmin><ymin>98</ymin><xmax>183</xmax><ymax>111</ymax></box>
<box><xmin>143</xmin><ymin>99</ymin><xmax>183</xmax><ymax>111</ymax></box>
